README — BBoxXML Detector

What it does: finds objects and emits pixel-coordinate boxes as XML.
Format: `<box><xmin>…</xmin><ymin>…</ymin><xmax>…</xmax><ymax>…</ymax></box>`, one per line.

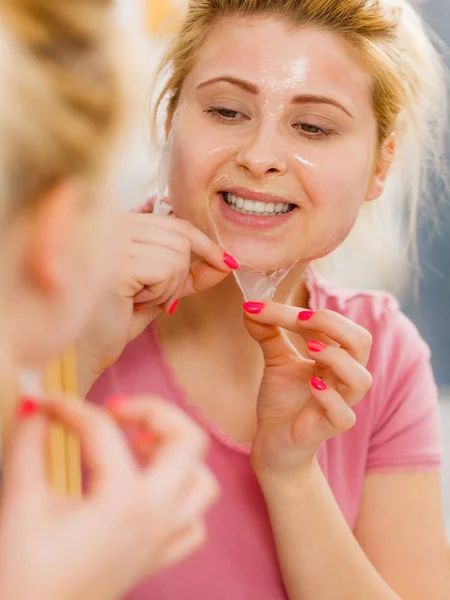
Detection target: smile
<box><xmin>223</xmin><ymin>192</ymin><xmax>295</xmax><ymax>217</ymax></box>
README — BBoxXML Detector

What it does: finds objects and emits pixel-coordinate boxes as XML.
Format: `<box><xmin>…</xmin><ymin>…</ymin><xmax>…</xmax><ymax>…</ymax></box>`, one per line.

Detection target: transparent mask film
<box><xmin>154</xmin><ymin>100</ymin><xmax>319</xmax><ymax>302</ymax></box>
<box><xmin>153</xmin><ymin>122</ymin><xmax>175</xmax><ymax>216</ymax></box>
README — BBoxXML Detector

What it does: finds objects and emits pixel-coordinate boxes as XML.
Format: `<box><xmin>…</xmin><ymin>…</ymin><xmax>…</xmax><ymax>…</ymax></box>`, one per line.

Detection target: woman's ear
<box><xmin>25</xmin><ymin>179</ymin><xmax>82</xmax><ymax>296</ymax></box>
<box><xmin>366</xmin><ymin>133</ymin><xmax>396</xmax><ymax>202</ymax></box>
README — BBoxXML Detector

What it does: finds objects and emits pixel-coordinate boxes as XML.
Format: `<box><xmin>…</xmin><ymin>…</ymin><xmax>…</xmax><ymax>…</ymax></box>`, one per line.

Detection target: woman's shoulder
<box><xmin>306</xmin><ymin>267</ymin><xmax>426</xmax><ymax>355</ymax></box>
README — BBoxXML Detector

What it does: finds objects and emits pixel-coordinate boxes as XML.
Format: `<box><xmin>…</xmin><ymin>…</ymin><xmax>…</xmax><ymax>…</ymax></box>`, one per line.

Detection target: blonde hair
<box><xmin>152</xmin><ymin>0</ymin><xmax>448</xmax><ymax>291</ymax></box>
<box><xmin>0</xmin><ymin>0</ymin><xmax>131</xmax><ymax>449</ymax></box>
<box><xmin>0</xmin><ymin>0</ymin><xmax>130</xmax><ymax>224</ymax></box>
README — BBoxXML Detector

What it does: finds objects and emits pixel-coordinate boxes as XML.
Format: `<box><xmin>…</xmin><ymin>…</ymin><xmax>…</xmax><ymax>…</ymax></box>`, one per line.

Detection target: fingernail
<box><xmin>311</xmin><ymin>376</ymin><xmax>327</xmax><ymax>391</ymax></box>
<box><xmin>298</xmin><ymin>310</ymin><xmax>314</xmax><ymax>321</ymax></box>
<box><xmin>243</xmin><ymin>301</ymin><xmax>265</xmax><ymax>315</ymax></box>
<box><xmin>223</xmin><ymin>253</ymin><xmax>239</xmax><ymax>270</ymax></box>
<box><xmin>168</xmin><ymin>299</ymin><xmax>179</xmax><ymax>315</ymax></box>
<box><xmin>134</xmin><ymin>305</ymin><xmax>147</xmax><ymax>313</ymax></box>
<box><xmin>307</xmin><ymin>340</ymin><xmax>326</xmax><ymax>353</ymax></box>
<box><xmin>106</xmin><ymin>396</ymin><xmax>128</xmax><ymax>411</ymax></box>
<box><xmin>133</xmin><ymin>430</ymin><xmax>155</xmax><ymax>448</ymax></box>
<box><xmin>16</xmin><ymin>397</ymin><xmax>39</xmax><ymax>420</ymax></box>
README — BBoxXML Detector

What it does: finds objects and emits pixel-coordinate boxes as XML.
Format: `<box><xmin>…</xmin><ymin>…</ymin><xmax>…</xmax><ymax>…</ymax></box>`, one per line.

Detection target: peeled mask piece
<box><xmin>208</xmin><ymin>176</ymin><xmax>298</xmax><ymax>301</ymax></box>
<box><xmin>211</xmin><ymin>214</ymin><xmax>295</xmax><ymax>302</ymax></box>
<box><xmin>153</xmin><ymin>116</ymin><xmax>177</xmax><ymax>216</ymax></box>
<box><xmin>153</xmin><ymin>197</ymin><xmax>172</xmax><ymax>216</ymax></box>
<box><xmin>232</xmin><ymin>264</ymin><xmax>292</xmax><ymax>302</ymax></box>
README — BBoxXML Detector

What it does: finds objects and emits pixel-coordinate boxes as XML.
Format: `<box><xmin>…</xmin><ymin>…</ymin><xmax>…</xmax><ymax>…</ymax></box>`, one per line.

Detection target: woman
<box><xmin>0</xmin><ymin>1</ymin><xmax>219</xmax><ymax>598</ymax></box>
<box><xmin>80</xmin><ymin>0</ymin><xmax>450</xmax><ymax>598</ymax></box>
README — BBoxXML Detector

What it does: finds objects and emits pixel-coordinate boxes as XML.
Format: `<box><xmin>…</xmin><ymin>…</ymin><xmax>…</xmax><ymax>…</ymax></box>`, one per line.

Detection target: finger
<box><xmin>243</xmin><ymin>313</ymin><xmax>311</xmax><ymax>369</ymax></box>
<box><xmin>175</xmin><ymin>259</ymin><xmax>233</xmax><ymax>298</ymax></box>
<box><xmin>129</xmin><ymin>196</ymin><xmax>158</xmax><ymax>214</ymax></box>
<box><xmin>128</xmin><ymin>247</ymin><xmax>187</xmax><ymax>305</ymax></box>
<box><xmin>106</xmin><ymin>396</ymin><xmax>208</xmax><ymax>497</ymax></box>
<box><xmin>306</xmin><ymin>342</ymin><xmax>373</xmax><ymax>404</ymax></box>
<box><xmin>176</xmin><ymin>465</ymin><xmax>219</xmax><ymax>523</ymax></box>
<box><xmin>307</xmin><ymin>378</ymin><xmax>357</xmax><ymax>433</ymax></box>
<box><xmin>2</xmin><ymin>404</ymin><xmax>50</xmax><ymax>503</ymax></box>
<box><xmin>129</xmin><ymin>243</ymin><xmax>232</xmax><ymax>307</ymax></box>
<box><xmin>38</xmin><ymin>398</ymin><xmax>136</xmax><ymax>493</ymax></box>
<box><xmin>244</xmin><ymin>302</ymin><xmax>372</xmax><ymax>366</ymax></box>
<box><xmin>129</xmin><ymin>228</ymin><xmax>193</xmax><ymax>259</ymax></box>
<box><xmin>157</xmin><ymin>521</ymin><xmax>206</xmax><ymax>571</ymax></box>
<box><xmin>129</xmin><ymin>214</ymin><xmax>237</xmax><ymax>273</ymax></box>
<box><xmin>107</xmin><ymin>396</ymin><xmax>206</xmax><ymax>453</ymax></box>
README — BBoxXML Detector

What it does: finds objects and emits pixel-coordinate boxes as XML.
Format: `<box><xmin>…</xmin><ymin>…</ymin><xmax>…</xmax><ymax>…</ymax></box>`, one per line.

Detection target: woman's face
<box><xmin>168</xmin><ymin>17</ymin><xmax>387</xmax><ymax>271</ymax></box>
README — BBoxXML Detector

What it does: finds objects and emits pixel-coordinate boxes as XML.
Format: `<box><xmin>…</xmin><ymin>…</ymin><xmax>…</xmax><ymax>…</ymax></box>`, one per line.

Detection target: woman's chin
<box><xmin>218</xmin><ymin>239</ymin><xmax>298</xmax><ymax>272</ymax></box>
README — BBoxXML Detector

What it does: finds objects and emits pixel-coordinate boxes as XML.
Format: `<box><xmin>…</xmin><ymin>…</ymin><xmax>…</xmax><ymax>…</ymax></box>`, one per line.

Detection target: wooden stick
<box><xmin>61</xmin><ymin>349</ymin><xmax>82</xmax><ymax>497</ymax></box>
<box><xmin>44</xmin><ymin>358</ymin><xmax>68</xmax><ymax>494</ymax></box>
<box><xmin>0</xmin><ymin>376</ymin><xmax>18</xmax><ymax>477</ymax></box>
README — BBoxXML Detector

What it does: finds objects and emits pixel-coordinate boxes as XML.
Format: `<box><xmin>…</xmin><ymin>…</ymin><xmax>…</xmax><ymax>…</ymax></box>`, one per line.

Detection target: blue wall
<box><xmin>402</xmin><ymin>1</ymin><xmax>450</xmax><ymax>385</ymax></box>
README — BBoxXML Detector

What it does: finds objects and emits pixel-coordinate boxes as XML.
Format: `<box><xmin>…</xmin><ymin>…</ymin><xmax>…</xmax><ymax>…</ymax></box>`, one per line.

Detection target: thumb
<box><xmin>130</xmin><ymin>196</ymin><xmax>160</xmax><ymax>215</ymax></box>
<box><xmin>36</xmin><ymin>397</ymin><xmax>136</xmax><ymax>495</ymax></box>
<box><xmin>160</xmin><ymin>260</ymin><xmax>232</xmax><ymax>312</ymax></box>
<box><xmin>244</xmin><ymin>314</ymin><xmax>311</xmax><ymax>369</ymax></box>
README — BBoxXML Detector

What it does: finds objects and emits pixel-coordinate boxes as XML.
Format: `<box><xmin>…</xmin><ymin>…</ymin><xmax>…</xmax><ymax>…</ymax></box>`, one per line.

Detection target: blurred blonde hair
<box><xmin>0</xmin><ymin>0</ymin><xmax>131</xmax><ymax>225</ymax></box>
<box><xmin>0</xmin><ymin>0</ymin><xmax>132</xmax><ymax>444</ymax></box>
<box><xmin>152</xmin><ymin>0</ymin><xmax>448</xmax><ymax>292</ymax></box>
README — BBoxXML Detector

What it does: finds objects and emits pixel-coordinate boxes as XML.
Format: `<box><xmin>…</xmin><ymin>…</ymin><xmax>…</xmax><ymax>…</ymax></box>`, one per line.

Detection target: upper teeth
<box><xmin>225</xmin><ymin>193</ymin><xmax>292</xmax><ymax>216</ymax></box>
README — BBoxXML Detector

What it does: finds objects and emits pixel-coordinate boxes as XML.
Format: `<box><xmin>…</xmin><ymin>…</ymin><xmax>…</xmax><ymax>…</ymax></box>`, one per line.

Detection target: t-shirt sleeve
<box><xmin>366</xmin><ymin>309</ymin><xmax>442</xmax><ymax>474</ymax></box>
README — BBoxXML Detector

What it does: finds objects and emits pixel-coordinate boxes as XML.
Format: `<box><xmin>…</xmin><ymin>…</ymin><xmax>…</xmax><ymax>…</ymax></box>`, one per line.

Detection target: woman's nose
<box><xmin>236</xmin><ymin>125</ymin><xmax>288</xmax><ymax>179</ymax></box>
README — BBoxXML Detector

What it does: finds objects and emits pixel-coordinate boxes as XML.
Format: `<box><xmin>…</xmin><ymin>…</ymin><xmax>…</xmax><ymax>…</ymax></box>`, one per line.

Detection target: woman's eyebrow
<box><xmin>196</xmin><ymin>76</ymin><xmax>259</xmax><ymax>95</ymax></box>
<box><xmin>196</xmin><ymin>76</ymin><xmax>354</xmax><ymax>118</ymax></box>
<box><xmin>292</xmin><ymin>94</ymin><xmax>354</xmax><ymax>118</ymax></box>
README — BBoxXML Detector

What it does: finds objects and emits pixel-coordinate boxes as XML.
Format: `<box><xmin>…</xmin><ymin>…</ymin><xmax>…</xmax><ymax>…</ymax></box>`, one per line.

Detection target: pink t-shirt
<box><xmin>88</xmin><ymin>268</ymin><xmax>442</xmax><ymax>600</ymax></box>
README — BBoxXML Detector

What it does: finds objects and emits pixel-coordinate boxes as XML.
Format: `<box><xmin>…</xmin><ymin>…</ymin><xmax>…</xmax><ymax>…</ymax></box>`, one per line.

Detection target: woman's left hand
<box><xmin>243</xmin><ymin>302</ymin><xmax>372</xmax><ymax>480</ymax></box>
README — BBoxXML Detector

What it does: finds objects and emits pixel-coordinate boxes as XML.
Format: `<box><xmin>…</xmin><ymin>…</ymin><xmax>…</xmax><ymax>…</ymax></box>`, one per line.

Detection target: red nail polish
<box><xmin>168</xmin><ymin>299</ymin><xmax>179</xmax><ymax>315</ymax></box>
<box><xmin>16</xmin><ymin>397</ymin><xmax>39</xmax><ymax>420</ymax></box>
<box><xmin>243</xmin><ymin>301</ymin><xmax>265</xmax><ymax>315</ymax></box>
<box><xmin>133</xmin><ymin>430</ymin><xmax>155</xmax><ymax>448</ymax></box>
<box><xmin>311</xmin><ymin>377</ymin><xmax>327</xmax><ymax>391</ymax></box>
<box><xmin>106</xmin><ymin>396</ymin><xmax>128</xmax><ymax>411</ymax></box>
<box><xmin>223</xmin><ymin>253</ymin><xmax>239</xmax><ymax>270</ymax></box>
<box><xmin>298</xmin><ymin>310</ymin><xmax>314</xmax><ymax>321</ymax></box>
<box><xmin>134</xmin><ymin>305</ymin><xmax>147</xmax><ymax>313</ymax></box>
<box><xmin>307</xmin><ymin>340</ymin><xmax>326</xmax><ymax>353</ymax></box>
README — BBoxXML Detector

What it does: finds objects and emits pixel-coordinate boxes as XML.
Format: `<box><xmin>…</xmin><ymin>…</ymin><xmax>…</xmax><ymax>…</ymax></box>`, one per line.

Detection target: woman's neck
<box><xmin>155</xmin><ymin>263</ymin><xmax>311</xmax><ymax>443</ymax></box>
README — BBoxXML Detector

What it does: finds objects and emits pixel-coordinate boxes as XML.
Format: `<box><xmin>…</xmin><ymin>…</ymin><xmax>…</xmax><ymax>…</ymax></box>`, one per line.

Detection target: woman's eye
<box><xmin>217</xmin><ymin>108</ymin><xmax>240</xmax><ymax>119</ymax></box>
<box><xmin>294</xmin><ymin>122</ymin><xmax>337</xmax><ymax>140</ymax></box>
<box><xmin>298</xmin><ymin>123</ymin><xmax>322</xmax><ymax>134</ymax></box>
<box><xmin>204</xmin><ymin>107</ymin><xmax>247</xmax><ymax>123</ymax></box>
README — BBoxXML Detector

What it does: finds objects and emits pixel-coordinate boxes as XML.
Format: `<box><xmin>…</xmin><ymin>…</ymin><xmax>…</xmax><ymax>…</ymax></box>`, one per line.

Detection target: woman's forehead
<box><xmin>187</xmin><ymin>18</ymin><xmax>373</xmax><ymax>111</ymax></box>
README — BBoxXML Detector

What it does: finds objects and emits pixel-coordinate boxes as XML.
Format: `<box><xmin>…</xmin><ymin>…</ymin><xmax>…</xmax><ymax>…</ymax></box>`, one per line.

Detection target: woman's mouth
<box><xmin>217</xmin><ymin>189</ymin><xmax>298</xmax><ymax>231</ymax></box>
<box><xmin>223</xmin><ymin>191</ymin><xmax>295</xmax><ymax>217</ymax></box>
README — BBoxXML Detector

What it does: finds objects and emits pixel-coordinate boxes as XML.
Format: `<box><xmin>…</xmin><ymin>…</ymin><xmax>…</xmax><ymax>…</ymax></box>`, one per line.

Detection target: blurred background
<box><xmin>405</xmin><ymin>0</ymin><xmax>450</xmax><ymax>533</ymax></box>
<box><xmin>113</xmin><ymin>0</ymin><xmax>450</xmax><ymax>528</ymax></box>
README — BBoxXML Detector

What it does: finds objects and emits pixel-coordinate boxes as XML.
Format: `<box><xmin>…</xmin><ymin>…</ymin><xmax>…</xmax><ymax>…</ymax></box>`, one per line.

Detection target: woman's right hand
<box><xmin>0</xmin><ymin>395</ymin><xmax>217</xmax><ymax>600</ymax></box>
<box><xmin>77</xmin><ymin>203</ymin><xmax>238</xmax><ymax>392</ymax></box>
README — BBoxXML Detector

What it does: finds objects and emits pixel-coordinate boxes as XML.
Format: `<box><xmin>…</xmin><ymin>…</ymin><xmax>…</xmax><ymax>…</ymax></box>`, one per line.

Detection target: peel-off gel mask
<box><xmin>208</xmin><ymin>175</ymin><xmax>297</xmax><ymax>301</ymax></box>
<box><xmin>153</xmin><ymin>113</ymin><xmax>179</xmax><ymax>216</ymax></box>
<box><xmin>153</xmin><ymin>132</ymin><xmax>173</xmax><ymax>216</ymax></box>
<box><xmin>156</xmin><ymin>85</ymin><xmax>324</xmax><ymax>302</ymax></box>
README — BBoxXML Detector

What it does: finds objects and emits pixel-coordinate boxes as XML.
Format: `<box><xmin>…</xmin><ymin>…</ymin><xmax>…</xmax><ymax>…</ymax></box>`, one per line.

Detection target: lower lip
<box><xmin>218</xmin><ymin>193</ymin><xmax>297</xmax><ymax>230</ymax></box>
